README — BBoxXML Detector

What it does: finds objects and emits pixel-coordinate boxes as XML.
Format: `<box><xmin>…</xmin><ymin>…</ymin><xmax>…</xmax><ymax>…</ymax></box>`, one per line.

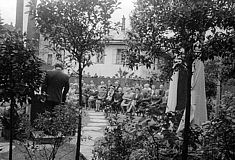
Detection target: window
<box><xmin>96</xmin><ymin>52</ymin><xmax>105</xmax><ymax>64</ymax></box>
<box><xmin>116</xmin><ymin>49</ymin><xmax>125</xmax><ymax>64</ymax></box>
<box><xmin>47</xmin><ymin>54</ymin><xmax>53</xmax><ymax>65</ymax></box>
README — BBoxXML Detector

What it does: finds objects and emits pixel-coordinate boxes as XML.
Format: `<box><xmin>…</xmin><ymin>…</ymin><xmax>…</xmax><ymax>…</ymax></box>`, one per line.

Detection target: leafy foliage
<box><xmin>30</xmin><ymin>0</ymin><xmax>120</xmax><ymax>70</ymax></box>
<box><xmin>93</xmin><ymin>103</ymin><xmax>209</xmax><ymax>160</ymax></box>
<box><xmin>126</xmin><ymin>0</ymin><xmax>235</xmax><ymax>81</ymax></box>
<box><xmin>0</xmin><ymin>21</ymin><xmax>43</xmax><ymax>159</ymax></box>
<box><xmin>93</xmin><ymin>92</ymin><xmax>235</xmax><ymax>160</ymax></box>
<box><xmin>17</xmin><ymin>103</ymin><xmax>80</xmax><ymax>160</ymax></box>
<box><xmin>126</xmin><ymin>1</ymin><xmax>235</xmax><ymax>158</ymax></box>
<box><xmin>0</xmin><ymin>22</ymin><xmax>43</xmax><ymax>137</ymax></box>
<box><xmin>0</xmin><ymin>104</ymin><xmax>20</xmax><ymax>139</ymax></box>
<box><xmin>124</xmin><ymin>0</ymin><xmax>173</xmax><ymax>81</ymax></box>
<box><xmin>202</xmin><ymin>92</ymin><xmax>235</xmax><ymax>160</ymax></box>
<box><xmin>204</xmin><ymin>60</ymin><xmax>218</xmax><ymax>98</ymax></box>
<box><xmin>34</xmin><ymin>103</ymin><xmax>78</xmax><ymax>136</ymax></box>
<box><xmin>0</xmin><ymin>29</ymin><xmax>43</xmax><ymax>102</ymax></box>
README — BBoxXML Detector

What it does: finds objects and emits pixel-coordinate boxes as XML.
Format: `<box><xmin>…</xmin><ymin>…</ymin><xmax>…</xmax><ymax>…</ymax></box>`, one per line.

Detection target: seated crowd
<box><xmin>69</xmin><ymin>80</ymin><xmax>168</xmax><ymax>116</ymax></box>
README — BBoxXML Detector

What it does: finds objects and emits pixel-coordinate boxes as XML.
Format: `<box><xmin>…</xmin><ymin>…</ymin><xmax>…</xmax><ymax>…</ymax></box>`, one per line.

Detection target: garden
<box><xmin>93</xmin><ymin>92</ymin><xmax>235</xmax><ymax>160</ymax></box>
<box><xmin>1</xmin><ymin>0</ymin><xmax>235</xmax><ymax>160</ymax></box>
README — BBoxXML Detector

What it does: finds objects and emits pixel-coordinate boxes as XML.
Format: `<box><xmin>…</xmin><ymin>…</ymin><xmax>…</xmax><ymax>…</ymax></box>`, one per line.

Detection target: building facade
<box><xmin>16</xmin><ymin>0</ymin><xmax>159</xmax><ymax>79</ymax></box>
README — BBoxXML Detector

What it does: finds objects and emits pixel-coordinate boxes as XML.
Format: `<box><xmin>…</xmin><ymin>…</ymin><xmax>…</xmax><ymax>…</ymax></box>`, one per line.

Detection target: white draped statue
<box><xmin>177</xmin><ymin>59</ymin><xmax>207</xmax><ymax>132</ymax></box>
<box><xmin>166</xmin><ymin>71</ymin><xmax>179</xmax><ymax>112</ymax></box>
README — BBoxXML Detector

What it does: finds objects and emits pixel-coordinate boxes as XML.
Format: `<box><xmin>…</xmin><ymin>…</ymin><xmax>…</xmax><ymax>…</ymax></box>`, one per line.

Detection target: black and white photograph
<box><xmin>0</xmin><ymin>0</ymin><xmax>234</xmax><ymax>159</ymax></box>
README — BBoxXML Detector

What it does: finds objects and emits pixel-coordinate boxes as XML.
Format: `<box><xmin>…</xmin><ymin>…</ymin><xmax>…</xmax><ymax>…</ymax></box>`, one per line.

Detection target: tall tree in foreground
<box><xmin>0</xmin><ymin>24</ymin><xmax>43</xmax><ymax>160</ymax></box>
<box><xmin>29</xmin><ymin>0</ymin><xmax>120</xmax><ymax>159</ymax></box>
<box><xmin>127</xmin><ymin>0</ymin><xmax>235</xmax><ymax>159</ymax></box>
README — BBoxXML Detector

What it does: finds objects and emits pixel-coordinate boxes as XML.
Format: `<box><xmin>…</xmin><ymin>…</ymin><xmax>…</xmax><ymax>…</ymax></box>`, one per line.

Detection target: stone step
<box><xmin>87</xmin><ymin>112</ymin><xmax>105</xmax><ymax>116</ymax></box>
<box><xmin>87</xmin><ymin>123</ymin><xmax>107</xmax><ymax>127</ymax></box>
<box><xmin>89</xmin><ymin>119</ymin><xmax>107</xmax><ymax>123</ymax></box>
<box><xmin>83</xmin><ymin>126</ymin><xmax>102</xmax><ymax>131</ymax></box>
<box><xmin>0</xmin><ymin>142</ymin><xmax>15</xmax><ymax>154</ymax></box>
<box><xmin>89</xmin><ymin>115</ymin><xmax>106</xmax><ymax>119</ymax></box>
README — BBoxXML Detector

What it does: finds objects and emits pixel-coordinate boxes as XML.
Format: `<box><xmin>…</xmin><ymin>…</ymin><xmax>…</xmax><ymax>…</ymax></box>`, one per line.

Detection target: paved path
<box><xmin>68</xmin><ymin>110</ymin><xmax>108</xmax><ymax>159</ymax></box>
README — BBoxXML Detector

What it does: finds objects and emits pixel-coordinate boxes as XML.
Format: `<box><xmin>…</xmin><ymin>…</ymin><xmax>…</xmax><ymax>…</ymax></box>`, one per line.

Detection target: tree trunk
<box><xmin>182</xmin><ymin>59</ymin><xmax>193</xmax><ymax>160</ymax></box>
<box><xmin>9</xmin><ymin>95</ymin><xmax>16</xmax><ymax>160</ymax></box>
<box><xmin>75</xmin><ymin>59</ymin><xmax>83</xmax><ymax>160</ymax></box>
<box><xmin>215</xmin><ymin>78</ymin><xmax>221</xmax><ymax>116</ymax></box>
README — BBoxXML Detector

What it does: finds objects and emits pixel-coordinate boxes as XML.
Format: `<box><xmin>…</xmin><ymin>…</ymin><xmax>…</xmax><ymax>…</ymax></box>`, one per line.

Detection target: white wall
<box><xmin>83</xmin><ymin>44</ymin><xmax>159</xmax><ymax>78</ymax></box>
<box><xmin>84</xmin><ymin>44</ymin><xmax>131</xmax><ymax>77</ymax></box>
<box><xmin>38</xmin><ymin>39</ymin><xmax>159</xmax><ymax>78</ymax></box>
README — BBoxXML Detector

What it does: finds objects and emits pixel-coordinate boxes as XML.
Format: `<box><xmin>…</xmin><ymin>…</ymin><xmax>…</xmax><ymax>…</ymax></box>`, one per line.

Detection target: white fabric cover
<box><xmin>177</xmin><ymin>59</ymin><xmax>207</xmax><ymax>132</ymax></box>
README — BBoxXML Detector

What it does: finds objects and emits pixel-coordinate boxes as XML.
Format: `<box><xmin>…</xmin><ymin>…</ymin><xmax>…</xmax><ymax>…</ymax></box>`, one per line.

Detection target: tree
<box><xmin>29</xmin><ymin>0</ymin><xmax>120</xmax><ymax>158</ymax></box>
<box><xmin>204</xmin><ymin>29</ymin><xmax>235</xmax><ymax>114</ymax></box>
<box><xmin>126</xmin><ymin>0</ymin><xmax>235</xmax><ymax>159</ymax></box>
<box><xmin>0</xmin><ymin>24</ymin><xmax>43</xmax><ymax>159</ymax></box>
<box><xmin>125</xmin><ymin>0</ymin><xmax>174</xmax><ymax>81</ymax></box>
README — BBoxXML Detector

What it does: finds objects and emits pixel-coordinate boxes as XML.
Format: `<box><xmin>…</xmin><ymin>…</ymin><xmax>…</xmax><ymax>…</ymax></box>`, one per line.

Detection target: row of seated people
<box><xmin>80</xmin><ymin>82</ymin><xmax>167</xmax><ymax>115</ymax></box>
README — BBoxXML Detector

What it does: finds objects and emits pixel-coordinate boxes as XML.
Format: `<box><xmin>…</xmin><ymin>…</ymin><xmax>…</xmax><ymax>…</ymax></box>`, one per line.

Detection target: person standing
<box><xmin>41</xmin><ymin>63</ymin><xmax>70</xmax><ymax>112</ymax></box>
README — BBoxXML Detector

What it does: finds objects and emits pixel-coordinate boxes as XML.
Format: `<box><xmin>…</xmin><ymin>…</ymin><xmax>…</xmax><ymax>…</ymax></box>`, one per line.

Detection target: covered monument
<box><xmin>166</xmin><ymin>58</ymin><xmax>208</xmax><ymax>132</ymax></box>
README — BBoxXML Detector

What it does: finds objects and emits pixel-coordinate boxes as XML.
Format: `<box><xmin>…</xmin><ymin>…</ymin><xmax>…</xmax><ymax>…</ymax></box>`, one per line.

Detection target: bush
<box><xmin>17</xmin><ymin>103</ymin><xmax>80</xmax><ymax>160</ymax></box>
<box><xmin>34</xmin><ymin>103</ymin><xmax>78</xmax><ymax>136</ymax></box>
<box><xmin>93</xmin><ymin>92</ymin><xmax>235</xmax><ymax>160</ymax></box>
<box><xmin>92</xmin><ymin>104</ymin><xmax>185</xmax><ymax>160</ymax></box>
<box><xmin>202</xmin><ymin>92</ymin><xmax>235</xmax><ymax>160</ymax></box>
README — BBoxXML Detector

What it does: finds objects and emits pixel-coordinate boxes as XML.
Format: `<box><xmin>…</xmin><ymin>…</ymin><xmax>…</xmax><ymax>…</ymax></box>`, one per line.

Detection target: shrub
<box><xmin>92</xmin><ymin>104</ymin><xmax>185</xmax><ymax>160</ymax></box>
<box><xmin>202</xmin><ymin>92</ymin><xmax>235</xmax><ymax>160</ymax></box>
<box><xmin>93</xmin><ymin>92</ymin><xmax>235</xmax><ymax>160</ymax></box>
<box><xmin>17</xmin><ymin>103</ymin><xmax>80</xmax><ymax>160</ymax></box>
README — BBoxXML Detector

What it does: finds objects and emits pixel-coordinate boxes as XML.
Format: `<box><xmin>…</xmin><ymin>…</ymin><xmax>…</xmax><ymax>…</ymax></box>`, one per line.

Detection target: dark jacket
<box><xmin>42</xmin><ymin>70</ymin><xmax>70</xmax><ymax>103</ymax></box>
<box><xmin>113</xmin><ymin>91</ymin><xmax>123</xmax><ymax>103</ymax></box>
<box><xmin>132</xmin><ymin>93</ymin><xmax>143</xmax><ymax>103</ymax></box>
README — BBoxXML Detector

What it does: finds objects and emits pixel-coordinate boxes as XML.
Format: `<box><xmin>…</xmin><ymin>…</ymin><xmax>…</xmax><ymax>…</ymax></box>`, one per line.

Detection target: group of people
<box><xmin>40</xmin><ymin>63</ymin><xmax>168</xmax><ymax>117</ymax></box>
<box><xmin>69</xmin><ymin>80</ymin><xmax>168</xmax><ymax>115</ymax></box>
